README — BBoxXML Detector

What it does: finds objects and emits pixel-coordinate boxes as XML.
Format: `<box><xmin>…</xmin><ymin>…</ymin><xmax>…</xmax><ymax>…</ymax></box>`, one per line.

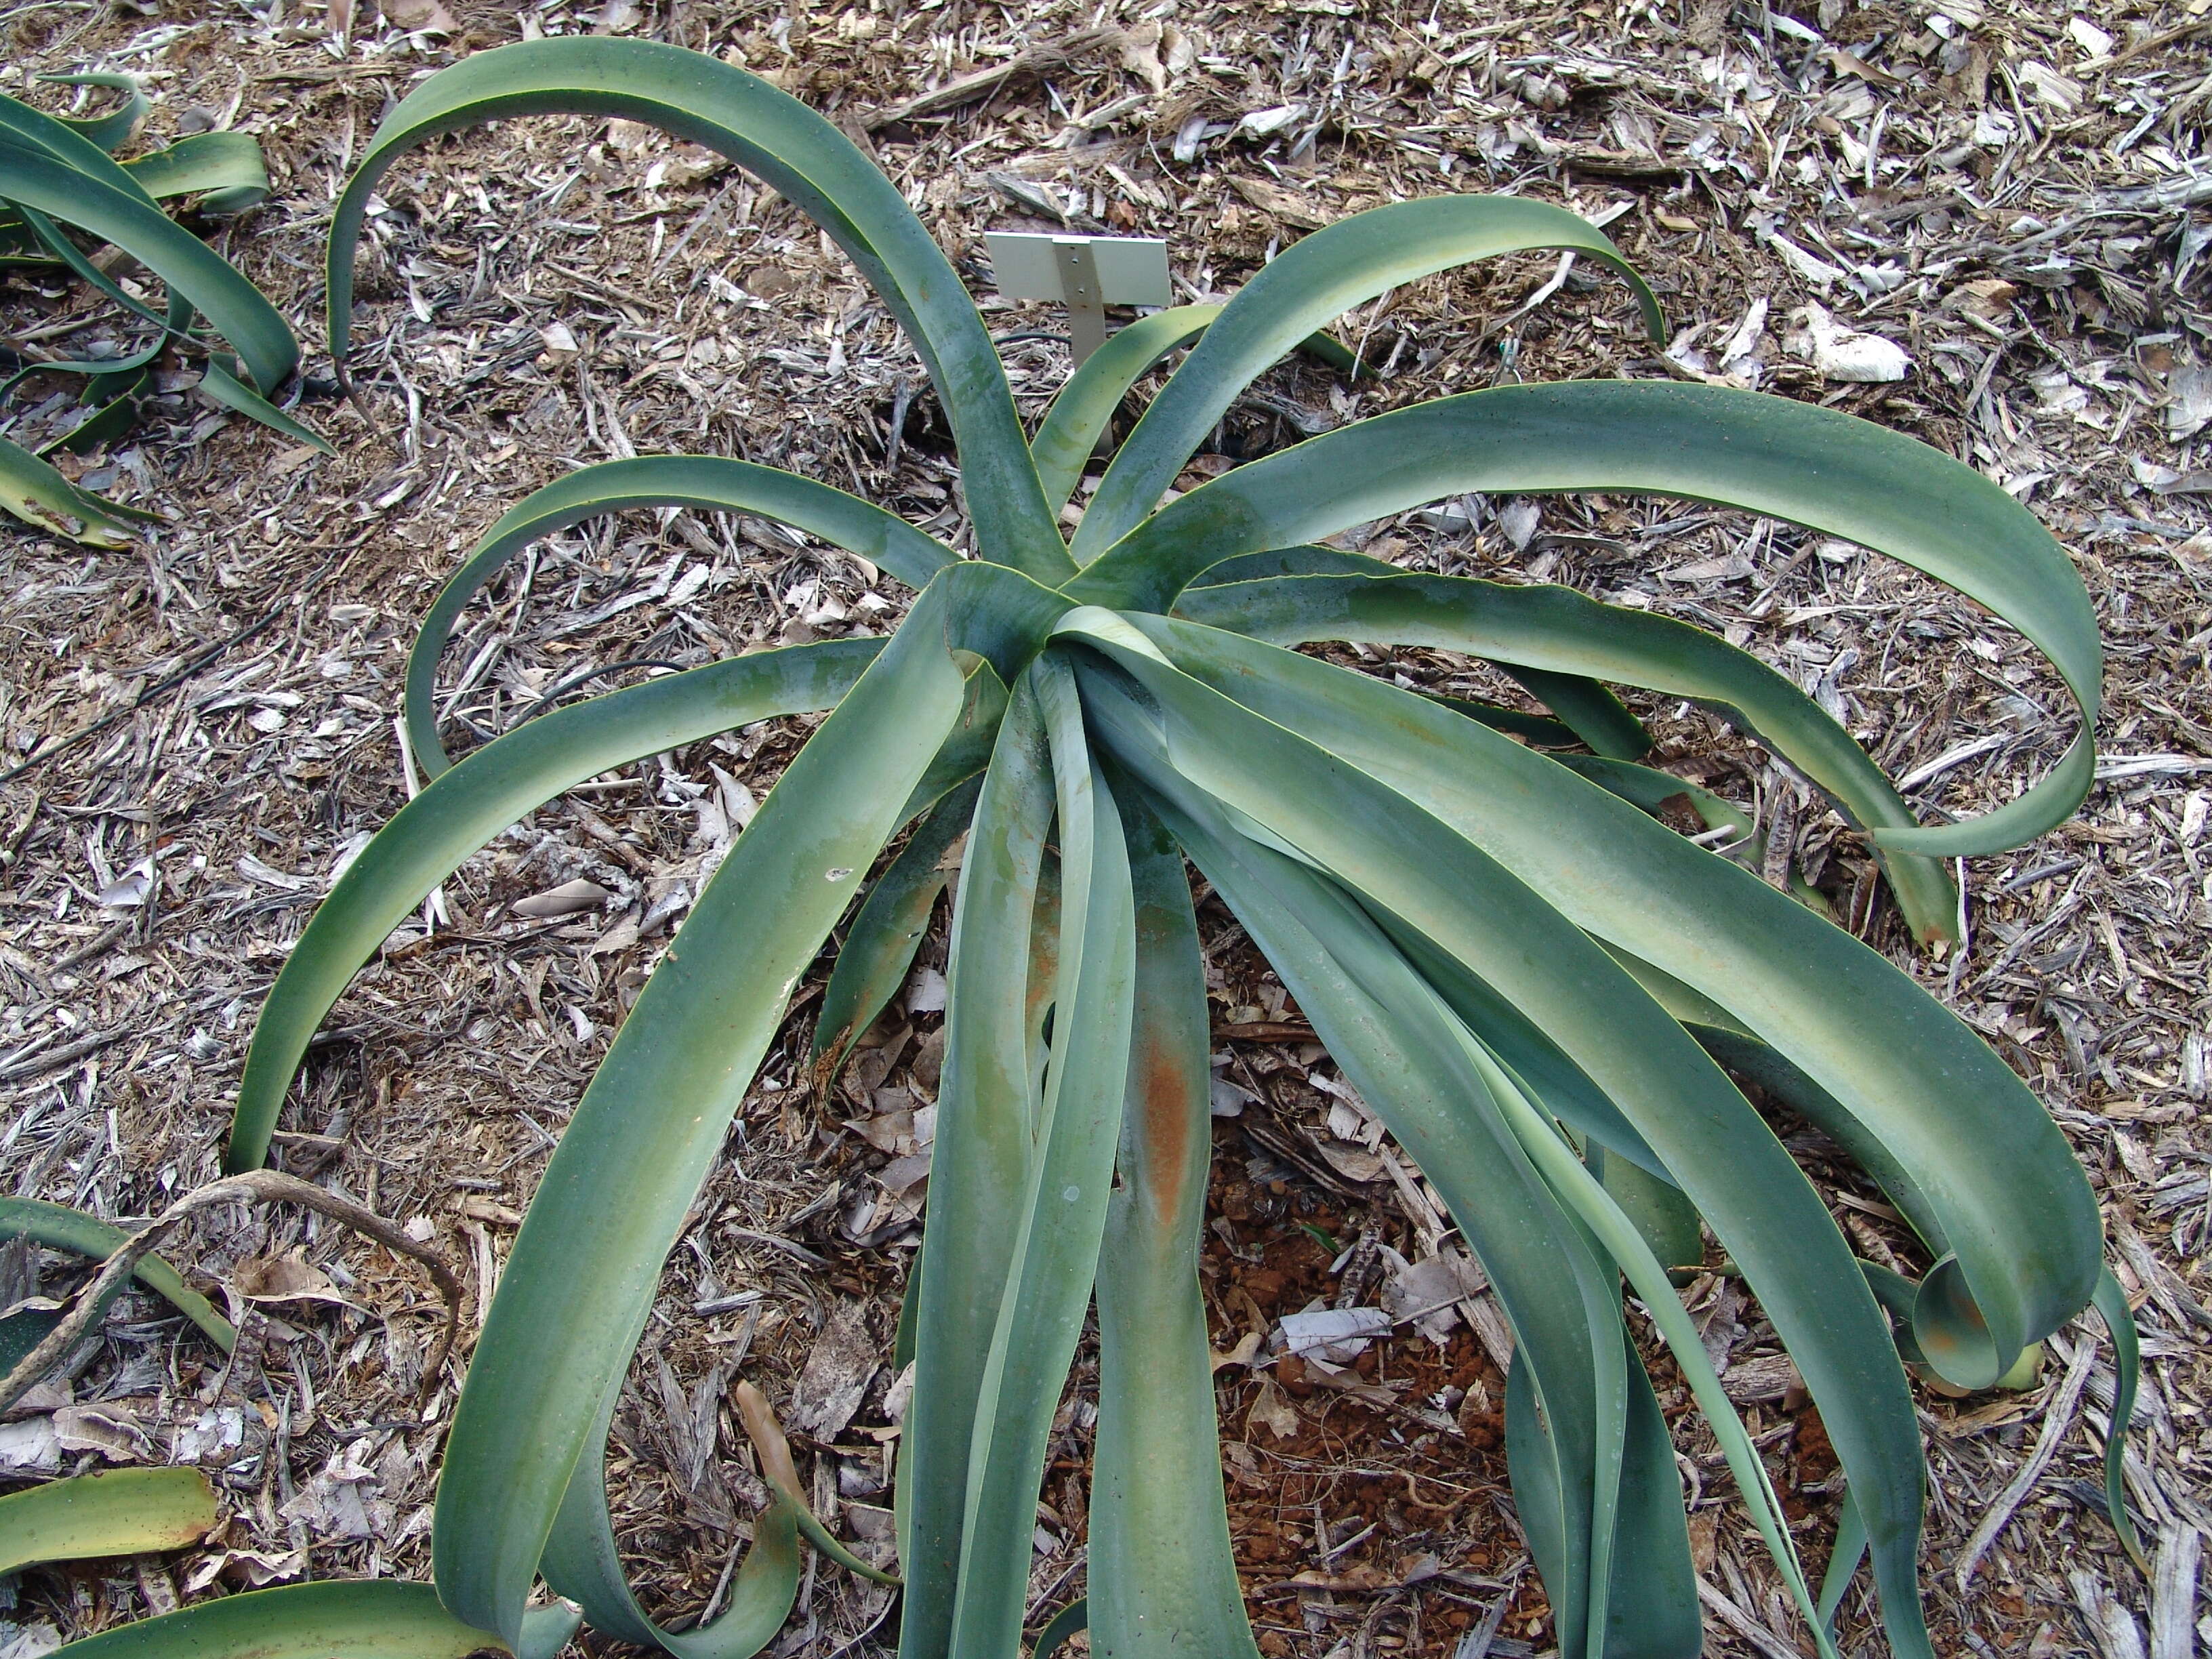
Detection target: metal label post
<box><xmin>983</xmin><ymin>232</ymin><xmax>1172</xmax><ymax>365</ymax></box>
<box><xmin>1056</xmin><ymin>238</ymin><xmax>1106</xmax><ymax>364</ymax></box>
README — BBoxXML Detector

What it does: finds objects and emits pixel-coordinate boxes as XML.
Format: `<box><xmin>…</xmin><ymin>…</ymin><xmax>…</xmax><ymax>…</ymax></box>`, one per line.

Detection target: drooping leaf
<box><xmin>432</xmin><ymin>581</ymin><xmax>968</xmax><ymax>1647</ymax></box>
<box><xmin>1177</xmin><ymin>571</ymin><xmax>1953</xmax><ymax>939</ymax></box>
<box><xmin>0</xmin><ymin>136</ymin><xmax>296</xmax><ymax>391</ymax></box>
<box><xmin>1087</xmin><ymin>791</ymin><xmax>1259</xmax><ymax>1659</ymax></box>
<box><xmin>122</xmin><ymin>130</ymin><xmax>270</xmax><ymax>211</ymax></box>
<box><xmin>901</xmin><ymin>678</ymin><xmax>1054</xmax><ymax>1659</ymax></box>
<box><xmin>541</xmin><ymin>1342</ymin><xmax>802</xmax><ymax>1657</ymax></box>
<box><xmin>197</xmin><ymin>356</ymin><xmax>331</xmax><ymax>451</ymax></box>
<box><xmin>0</xmin><ymin>88</ymin><xmax>163</xmax><ymax>200</ymax></box>
<box><xmin>1468</xmin><ymin>1033</ymin><xmax>1839</xmax><ymax>1659</ymax></box>
<box><xmin>1371</xmin><ymin>916</ymin><xmax>1671</xmax><ymax>1184</ymax></box>
<box><xmin>1601</xmin><ymin>1335</ymin><xmax>1702</xmax><ymax>1656</ymax></box>
<box><xmin>948</xmin><ymin>653</ymin><xmax>1134</xmax><ymax>1656</ymax></box>
<box><xmin>325</xmin><ymin>37</ymin><xmax>1069</xmax><ymax>582</ymax></box>
<box><xmin>1130</xmin><ymin>613</ymin><xmax>2100</xmax><ymax>1393</ymax></box>
<box><xmin>2092</xmin><ymin>1267</ymin><xmax>2148</xmax><ymax>1574</ymax></box>
<box><xmin>1075</xmin><ymin>380</ymin><xmax>2099</xmax><ymax>860</ymax></box>
<box><xmin>0</xmin><ymin>1196</ymin><xmax>234</xmax><ymax>1351</ymax></box>
<box><xmin>1503</xmin><ymin>1333</ymin><xmax>1702</xmax><ymax>1659</ymax></box>
<box><xmin>1128</xmin><ymin>778</ymin><xmax>1633</xmax><ymax>1659</ymax></box>
<box><xmin>12</xmin><ymin>201</ymin><xmax>178</xmax><ymax>335</ymax></box>
<box><xmin>1598</xmin><ymin>945</ymin><xmax>1949</xmax><ymax>1273</ymax></box>
<box><xmin>814</xmin><ymin>773</ymin><xmax>984</xmax><ymax>1077</ymax></box>
<box><xmin>1071</xmin><ymin>196</ymin><xmax>1664</xmax><ymax>559</ymax></box>
<box><xmin>0</xmin><ymin>291</ymin><xmax>178</xmax><ymax>405</ymax></box>
<box><xmin>35</xmin><ymin>74</ymin><xmax>148</xmax><ymax>155</ymax></box>
<box><xmin>1029</xmin><ymin>305</ymin><xmax>1216</xmax><ymax>512</ymax></box>
<box><xmin>45</xmin><ymin>1580</ymin><xmax>577</xmax><ymax>1659</ymax></box>
<box><xmin>0</xmin><ymin>431</ymin><xmax>143</xmax><ymax>546</ymax></box>
<box><xmin>0</xmin><ymin>94</ymin><xmax>281</xmax><ymax>462</ymax></box>
<box><xmin>401</xmin><ymin>456</ymin><xmax>954</xmax><ymax>776</ymax></box>
<box><xmin>1064</xmin><ymin>615</ymin><xmax>1934</xmax><ymax>1658</ymax></box>
<box><xmin>1189</xmin><ymin>546</ymin><xmax>1650</xmax><ymax>754</ymax></box>
<box><xmin>228</xmin><ymin>638</ymin><xmax>884</xmax><ymax>1173</ymax></box>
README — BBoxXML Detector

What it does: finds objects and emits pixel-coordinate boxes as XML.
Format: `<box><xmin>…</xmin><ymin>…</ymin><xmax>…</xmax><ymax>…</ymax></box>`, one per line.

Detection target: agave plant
<box><xmin>0</xmin><ymin>73</ymin><xmax>325</xmax><ymax>546</ymax></box>
<box><xmin>0</xmin><ymin>1195</ymin><xmax>235</xmax><ymax>1376</ymax></box>
<box><xmin>94</xmin><ymin>33</ymin><xmax>2132</xmax><ymax>1659</ymax></box>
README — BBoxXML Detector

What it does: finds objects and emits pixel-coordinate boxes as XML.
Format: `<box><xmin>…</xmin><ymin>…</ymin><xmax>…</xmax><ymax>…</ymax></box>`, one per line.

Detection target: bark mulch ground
<box><xmin>1</xmin><ymin>0</ymin><xmax>2207</xmax><ymax>1654</ymax></box>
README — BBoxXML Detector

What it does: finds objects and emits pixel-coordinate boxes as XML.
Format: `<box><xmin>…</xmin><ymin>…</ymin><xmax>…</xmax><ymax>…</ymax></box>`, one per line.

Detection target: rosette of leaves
<box><xmin>165</xmin><ymin>35</ymin><xmax>2137</xmax><ymax>1659</ymax></box>
<box><xmin>0</xmin><ymin>73</ymin><xmax>324</xmax><ymax>547</ymax></box>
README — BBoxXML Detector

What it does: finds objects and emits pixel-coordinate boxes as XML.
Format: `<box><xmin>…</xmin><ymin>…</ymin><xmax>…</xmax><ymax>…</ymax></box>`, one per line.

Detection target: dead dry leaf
<box><xmin>378</xmin><ymin>0</ymin><xmax>455</xmax><ymax>30</ymax></box>
<box><xmin>231</xmin><ymin>1252</ymin><xmax>352</xmax><ymax>1309</ymax></box>
<box><xmin>789</xmin><ymin>1299</ymin><xmax>878</xmax><ymax>1441</ymax></box>
<box><xmin>1247</xmin><ymin>1372</ymin><xmax>1300</xmax><ymax>1441</ymax></box>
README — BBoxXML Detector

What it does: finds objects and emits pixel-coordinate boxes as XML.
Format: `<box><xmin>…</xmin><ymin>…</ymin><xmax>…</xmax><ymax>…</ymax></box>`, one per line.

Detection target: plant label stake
<box><xmin>983</xmin><ymin>231</ymin><xmax>1172</xmax><ymax>364</ymax></box>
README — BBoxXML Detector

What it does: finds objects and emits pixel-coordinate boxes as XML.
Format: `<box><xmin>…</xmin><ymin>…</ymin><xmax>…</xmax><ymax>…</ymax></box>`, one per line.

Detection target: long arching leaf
<box><xmin>949</xmin><ymin>655</ymin><xmax>1134</xmax><ymax>1656</ymax></box>
<box><xmin>1468</xmin><ymin>1033</ymin><xmax>1837</xmax><ymax>1659</ymax></box>
<box><xmin>1071</xmin><ymin>197</ymin><xmax>1663</xmax><ymax>560</ymax></box>
<box><xmin>44</xmin><ymin>1581</ymin><xmax>579</xmax><ymax>1659</ymax></box>
<box><xmin>814</xmin><ymin>771</ymin><xmax>984</xmax><ymax>1076</ymax></box>
<box><xmin>326</xmin><ymin>37</ymin><xmax>1069</xmax><ymax>582</ymax></box>
<box><xmin>1177</xmin><ymin>571</ymin><xmax>1956</xmax><ymax>940</ymax></box>
<box><xmin>401</xmin><ymin>456</ymin><xmax>954</xmax><ymax>777</ymax></box>
<box><xmin>14</xmin><ymin>200</ymin><xmax>173</xmax><ymax>331</ymax></box>
<box><xmin>0</xmin><ymin>89</ymin><xmax>163</xmax><ymax>201</ymax></box>
<box><xmin>1030</xmin><ymin>304</ymin><xmax>1216</xmax><ymax>511</ymax></box>
<box><xmin>0</xmin><ymin>432</ymin><xmax>144</xmax><ymax>546</ymax></box>
<box><xmin>1086</xmin><ymin>792</ymin><xmax>1259</xmax><ymax>1659</ymax></box>
<box><xmin>433</xmin><ymin>581</ymin><xmax>969</xmax><ymax>1647</ymax></box>
<box><xmin>539</xmin><ymin>1341</ymin><xmax>802</xmax><ymax>1656</ymax></box>
<box><xmin>34</xmin><ymin>74</ymin><xmax>148</xmax><ymax>155</ymax></box>
<box><xmin>227</xmin><ymin>637</ymin><xmax>884</xmax><ymax>1173</ymax></box>
<box><xmin>1064</xmin><ymin>615</ymin><xmax>1936</xmax><ymax>1659</ymax></box>
<box><xmin>900</xmin><ymin>678</ymin><xmax>1054</xmax><ymax>1659</ymax></box>
<box><xmin>1131</xmin><ymin>779</ymin><xmax>1644</xmax><ymax>1659</ymax></box>
<box><xmin>1186</xmin><ymin>546</ymin><xmax>1652</xmax><ymax>758</ymax></box>
<box><xmin>1123</xmin><ymin>611</ymin><xmax>2100</xmax><ymax>1392</ymax></box>
<box><xmin>0</xmin><ymin>1197</ymin><xmax>234</xmax><ymax>1351</ymax></box>
<box><xmin>0</xmin><ymin>140</ymin><xmax>295</xmax><ymax>391</ymax></box>
<box><xmin>123</xmin><ymin>130</ymin><xmax>270</xmax><ymax>210</ymax></box>
<box><xmin>1073</xmin><ymin>381</ymin><xmax>2100</xmax><ymax>859</ymax></box>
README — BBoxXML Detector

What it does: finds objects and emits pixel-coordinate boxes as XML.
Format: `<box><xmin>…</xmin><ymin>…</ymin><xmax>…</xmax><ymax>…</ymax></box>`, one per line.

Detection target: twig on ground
<box><xmin>1954</xmin><ymin>1335</ymin><xmax>2098</xmax><ymax>1591</ymax></box>
<box><xmin>0</xmin><ymin>1168</ymin><xmax>463</xmax><ymax>1414</ymax></box>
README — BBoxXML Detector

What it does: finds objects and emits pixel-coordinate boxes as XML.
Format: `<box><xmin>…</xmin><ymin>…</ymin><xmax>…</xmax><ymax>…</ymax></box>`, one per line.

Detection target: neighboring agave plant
<box><xmin>0</xmin><ymin>74</ymin><xmax>326</xmax><ymax>546</ymax></box>
<box><xmin>81</xmin><ymin>33</ymin><xmax>2133</xmax><ymax>1659</ymax></box>
<box><xmin>0</xmin><ymin>1195</ymin><xmax>235</xmax><ymax>1376</ymax></box>
<box><xmin>0</xmin><ymin>1466</ymin><xmax>218</xmax><ymax>1581</ymax></box>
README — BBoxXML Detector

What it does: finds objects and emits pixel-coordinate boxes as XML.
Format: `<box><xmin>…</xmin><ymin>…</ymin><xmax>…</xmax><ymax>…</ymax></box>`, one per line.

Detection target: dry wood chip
<box><xmin>788</xmin><ymin>1298</ymin><xmax>879</xmax><ymax>1443</ymax></box>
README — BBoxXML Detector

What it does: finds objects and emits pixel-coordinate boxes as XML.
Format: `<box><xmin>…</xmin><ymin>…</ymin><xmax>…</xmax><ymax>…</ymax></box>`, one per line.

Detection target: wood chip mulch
<box><xmin>1</xmin><ymin>0</ymin><xmax>2207</xmax><ymax>1654</ymax></box>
